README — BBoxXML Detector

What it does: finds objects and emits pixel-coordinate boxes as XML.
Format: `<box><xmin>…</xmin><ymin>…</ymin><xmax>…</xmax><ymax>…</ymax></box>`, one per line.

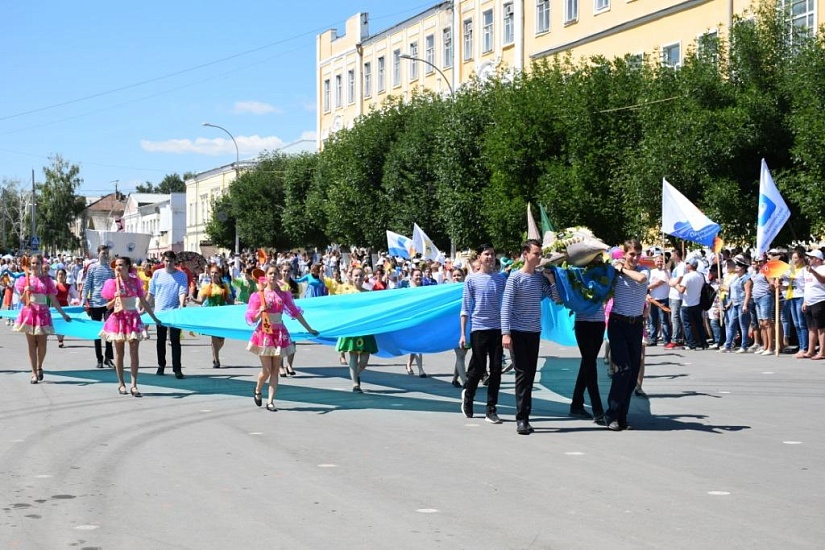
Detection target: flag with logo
<box><xmin>756</xmin><ymin>159</ymin><xmax>791</xmax><ymax>257</ymax></box>
<box><xmin>412</xmin><ymin>223</ymin><xmax>441</xmax><ymax>261</ymax></box>
<box><xmin>661</xmin><ymin>178</ymin><xmax>720</xmax><ymax>247</ymax></box>
<box><xmin>386</xmin><ymin>230</ymin><xmax>413</xmax><ymax>259</ymax></box>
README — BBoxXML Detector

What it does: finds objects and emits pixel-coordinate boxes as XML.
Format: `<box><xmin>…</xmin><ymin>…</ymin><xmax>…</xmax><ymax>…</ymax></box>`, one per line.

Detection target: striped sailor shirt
<box><xmin>501</xmin><ymin>270</ymin><xmax>555</xmax><ymax>335</ymax></box>
<box><xmin>461</xmin><ymin>271</ymin><xmax>507</xmax><ymax>331</ymax></box>
<box><xmin>611</xmin><ymin>267</ymin><xmax>649</xmax><ymax>317</ymax></box>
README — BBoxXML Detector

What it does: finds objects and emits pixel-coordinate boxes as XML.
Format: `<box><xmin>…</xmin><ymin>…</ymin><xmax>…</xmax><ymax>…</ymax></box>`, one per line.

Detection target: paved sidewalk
<box><xmin>0</xmin><ymin>324</ymin><xmax>823</xmax><ymax>549</ymax></box>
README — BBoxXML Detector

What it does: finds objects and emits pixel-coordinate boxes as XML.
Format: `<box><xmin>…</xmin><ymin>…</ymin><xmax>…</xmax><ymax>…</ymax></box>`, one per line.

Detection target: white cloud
<box><xmin>299</xmin><ymin>130</ymin><xmax>316</xmax><ymax>141</ymax></box>
<box><xmin>141</xmin><ymin>135</ymin><xmax>285</xmax><ymax>156</ymax></box>
<box><xmin>231</xmin><ymin>101</ymin><xmax>281</xmax><ymax>115</ymax></box>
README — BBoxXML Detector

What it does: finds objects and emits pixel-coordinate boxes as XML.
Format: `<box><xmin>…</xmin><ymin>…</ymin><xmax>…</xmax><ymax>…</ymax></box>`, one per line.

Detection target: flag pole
<box><xmin>774</xmin><ymin>283</ymin><xmax>781</xmax><ymax>356</ymax></box>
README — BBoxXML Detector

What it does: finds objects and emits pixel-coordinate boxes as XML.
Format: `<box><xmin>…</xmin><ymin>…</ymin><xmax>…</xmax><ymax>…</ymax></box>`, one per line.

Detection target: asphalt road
<box><xmin>1</xmin><ymin>324</ymin><xmax>823</xmax><ymax>549</ymax></box>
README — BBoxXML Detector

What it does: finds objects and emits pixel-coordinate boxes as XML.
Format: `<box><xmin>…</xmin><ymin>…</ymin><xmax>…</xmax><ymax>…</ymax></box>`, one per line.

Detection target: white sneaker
<box><xmin>735</xmin><ymin>348</ymin><xmax>747</xmax><ymax>354</ymax></box>
<box><xmin>719</xmin><ymin>347</ymin><xmax>731</xmax><ymax>353</ymax></box>
<box><xmin>748</xmin><ymin>343</ymin><xmax>761</xmax><ymax>352</ymax></box>
<box><xmin>761</xmin><ymin>349</ymin><xmax>774</xmax><ymax>356</ymax></box>
<box><xmin>708</xmin><ymin>344</ymin><xmax>719</xmax><ymax>350</ymax></box>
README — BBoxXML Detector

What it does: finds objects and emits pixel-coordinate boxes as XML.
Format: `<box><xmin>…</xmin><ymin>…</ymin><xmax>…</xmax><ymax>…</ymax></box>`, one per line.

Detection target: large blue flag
<box><xmin>756</xmin><ymin>159</ymin><xmax>790</xmax><ymax>257</ymax></box>
<box><xmin>661</xmin><ymin>178</ymin><xmax>720</xmax><ymax>247</ymax></box>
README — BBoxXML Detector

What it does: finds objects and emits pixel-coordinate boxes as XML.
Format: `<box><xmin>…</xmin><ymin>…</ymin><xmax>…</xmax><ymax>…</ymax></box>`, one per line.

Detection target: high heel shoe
<box><xmin>130</xmin><ymin>387</ymin><xmax>142</xmax><ymax>398</ymax></box>
<box><xmin>286</xmin><ymin>366</ymin><xmax>296</xmax><ymax>376</ymax></box>
<box><xmin>118</xmin><ymin>386</ymin><xmax>127</xmax><ymax>395</ymax></box>
<box><xmin>279</xmin><ymin>367</ymin><xmax>287</xmax><ymax>378</ymax></box>
<box><xmin>253</xmin><ymin>391</ymin><xmax>262</xmax><ymax>407</ymax></box>
<box><xmin>37</xmin><ymin>368</ymin><xmax>43</xmax><ymax>381</ymax></box>
<box><xmin>266</xmin><ymin>402</ymin><xmax>277</xmax><ymax>411</ymax></box>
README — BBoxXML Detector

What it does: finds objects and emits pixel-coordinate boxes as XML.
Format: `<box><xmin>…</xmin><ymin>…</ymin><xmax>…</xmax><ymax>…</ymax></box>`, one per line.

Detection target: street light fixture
<box><xmin>202</xmin><ymin>122</ymin><xmax>241</xmax><ymax>254</ymax></box>
<box><xmin>398</xmin><ymin>54</ymin><xmax>456</xmax><ymax>257</ymax></box>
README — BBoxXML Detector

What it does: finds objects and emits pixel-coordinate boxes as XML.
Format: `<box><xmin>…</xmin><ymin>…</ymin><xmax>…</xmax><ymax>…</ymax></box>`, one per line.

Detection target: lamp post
<box><xmin>202</xmin><ymin>122</ymin><xmax>240</xmax><ymax>254</ymax></box>
<box><xmin>399</xmin><ymin>54</ymin><xmax>456</xmax><ymax>258</ymax></box>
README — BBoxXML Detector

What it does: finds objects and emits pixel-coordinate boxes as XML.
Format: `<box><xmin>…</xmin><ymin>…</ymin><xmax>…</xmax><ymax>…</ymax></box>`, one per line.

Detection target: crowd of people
<box><xmin>2</xmin><ymin>238</ymin><xmax>824</xmax><ymax>432</ymax></box>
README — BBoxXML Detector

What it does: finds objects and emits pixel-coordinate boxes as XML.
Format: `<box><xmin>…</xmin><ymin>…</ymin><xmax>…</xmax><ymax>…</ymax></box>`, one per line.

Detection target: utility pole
<box><xmin>31</xmin><ymin>169</ymin><xmax>37</xmax><ymax>251</ymax></box>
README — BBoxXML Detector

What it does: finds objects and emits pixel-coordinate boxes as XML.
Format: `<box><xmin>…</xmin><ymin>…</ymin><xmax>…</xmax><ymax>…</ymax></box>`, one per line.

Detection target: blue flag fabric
<box><xmin>0</xmin><ymin>284</ymin><xmax>579</xmax><ymax>356</ymax></box>
<box><xmin>661</xmin><ymin>178</ymin><xmax>720</xmax><ymax>247</ymax></box>
<box><xmin>550</xmin><ymin>265</ymin><xmax>616</xmax><ymax>316</ymax></box>
<box><xmin>756</xmin><ymin>159</ymin><xmax>791</xmax><ymax>257</ymax></box>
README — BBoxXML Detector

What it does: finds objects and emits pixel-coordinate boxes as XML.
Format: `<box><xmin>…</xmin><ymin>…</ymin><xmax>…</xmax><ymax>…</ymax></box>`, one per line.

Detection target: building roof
<box><xmin>84</xmin><ymin>192</ymin><xmax>125</xmax><ymax>214</ymax></box>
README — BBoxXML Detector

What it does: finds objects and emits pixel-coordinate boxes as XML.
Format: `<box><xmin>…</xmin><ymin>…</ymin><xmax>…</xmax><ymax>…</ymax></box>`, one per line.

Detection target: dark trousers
<box><xmin>465</xmin><ymin>329</ymin><xmax>503</xmax><ymax>413</ymax></box>
<box><xmin>156</xmin><ymin>324</ymin><xmax>182</xmax><ymax>372</ymax></box>
<box><xmin>572</xmin><ymin>321</ymin><xmax>605</xmax><ymax>416</ymax></box>
<box><xmin>88</xmin><ymin>306</ymin><xmax>113</xmax><ymax>363</ymax></box>
<box><xmin>681</xmin><ymin>305</ymin><xmax>707</xmax><ymax>349</ymax></box>
<box><xmin>511</xmin><ymin>331</ymin><xmax>541</xmax><ymax>422</ymax></box>
<box><xmin>605</xmin><ymin>318</ymin><xmax>643</xmax><ymax>425</ymax></box>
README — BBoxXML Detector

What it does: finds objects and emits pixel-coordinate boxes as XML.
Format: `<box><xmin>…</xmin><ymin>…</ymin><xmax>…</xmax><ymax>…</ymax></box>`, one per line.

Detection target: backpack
<box><xmin>699</xmin><ymin>282</ymin><xmax>717</xmax><ymax>311</ymax></box>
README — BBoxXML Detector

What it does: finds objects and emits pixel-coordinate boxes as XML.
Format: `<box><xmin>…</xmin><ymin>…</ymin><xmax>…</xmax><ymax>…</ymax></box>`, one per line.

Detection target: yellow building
<box><xmin>317</xmin><ymin>0</ymin><xmax>822</xmax><ymax>145</ymax></box>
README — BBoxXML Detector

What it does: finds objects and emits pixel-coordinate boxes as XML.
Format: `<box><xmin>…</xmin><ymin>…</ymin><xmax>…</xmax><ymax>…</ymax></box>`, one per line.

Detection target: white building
<box><xmin>119</xmin><ymin>193</ymin><xmax>186</xmax><ymax>259</ymax></box>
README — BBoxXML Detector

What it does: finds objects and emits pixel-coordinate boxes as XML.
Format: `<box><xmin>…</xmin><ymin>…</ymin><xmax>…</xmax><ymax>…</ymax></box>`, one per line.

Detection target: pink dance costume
<box><xmin>246</xmin><ymin>288</ymin><xmax>301</xmax><ymax>357</ymax></box>
<box><xmin>99</xmin><ymin>275</ymin><xmax>148</xmax><ymax>342</ymax></box>
<box><xmin>13</xmin><ymin>275</ymin><xmax>57</xmax><ymax>335</ymax></box>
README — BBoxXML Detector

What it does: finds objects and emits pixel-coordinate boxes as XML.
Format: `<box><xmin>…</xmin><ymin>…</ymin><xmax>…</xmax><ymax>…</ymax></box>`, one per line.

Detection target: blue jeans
<box><xmin>724</xmin><ymin>304</ymin><xmax>751</xmax><ymax>350</ymax></box>
<box><xmin>669</xmin><ymin>298</ymin><xmax>684</xmax><ymax>342</ymax></box>
<box><xmin>754</xmin><ymin>294</ymin><xmax>774</xmax><ymax>321</ymax></box>
<box><xmin>784</xmin><ymin>297</ymin><xmax>808</xmax><ymax>351</ymax></box>
<box><xmin>710</xmin><ymin>317</ymin><xmax>722</xmax><ymax>346</ymax></box>
<box><xmin>681</xmin><ymin>305</ymin><xmax>707</xmax><ymax>349</ymax></box>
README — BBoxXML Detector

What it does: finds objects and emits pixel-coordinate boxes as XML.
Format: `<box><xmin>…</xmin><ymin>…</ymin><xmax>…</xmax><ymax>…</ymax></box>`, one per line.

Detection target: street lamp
<box><xmin>398</xmin><ymin>54</ymin><xmax>456</xmax><ymax>257</ymax></box>
<box><xmin>202</xmin><ymin>122</ymin><xmax>240</xmax><ymax>254</ymax></box>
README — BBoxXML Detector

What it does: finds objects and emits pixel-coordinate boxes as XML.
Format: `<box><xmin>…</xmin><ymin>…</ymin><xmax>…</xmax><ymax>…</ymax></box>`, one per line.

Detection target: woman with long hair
<box><xmin>54</xmin><ymin>268</ymin><xmax>78</xmax><ymax>348</ymax></box>
<box><xmin>247</xmin><ymin>265</ymin><xmax>318</xmax><ymax>411</ymax></box>
<box><xmin>13</xmin><ymin>254</ymin><xmax>72</xmax><ymax>384</ymax></box>
<box><xmin>191</xmin><ymin>264</ymin><xmax>234</xmax><ymax>368</ymax></box>
<box><xmin>336</xmin><ymin>267</ymin><xmax>379</xmax><ymax>392</ymax></box>
<box><xmin>100</xmin><ymin>256</ymin><xmax>162</xmax><ymax>397</ymax></box>
<box><xmin>278</xmin><ymin>261</ymin><xmax>301</xmax><ymax>376</ymax></box>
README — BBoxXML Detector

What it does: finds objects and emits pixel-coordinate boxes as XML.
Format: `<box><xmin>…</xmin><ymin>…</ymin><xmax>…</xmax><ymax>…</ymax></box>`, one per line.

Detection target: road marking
<box><xmin>707</xmin><ymin>491</ymin><xmax>730</xmax><ymax>496</ymax></box>
<box><xmin>565</xmin><ymin>452</ymin><xmax>585</xmax><ymax>456</ymax></box>
<box><xmin>74</xmin><ymin>525</ymin><xmax>100</xmax><ymax>531</ymax></box>
<box><xmin>783</xmin><ymin>441</ymin><xmax>802</xmax><ymax>445</ymax></box>
<box><xmin>200</xmin><ymin>409</ymin><xmax>212</xmax><ymax>412</ymax></box>
<box><xmin>248</xmin><ymin>432</ymin><xmax>263</xmax><ymax>435</ymax></box>
<box><xmin>762</xmin><ymin>371</ymin><xmax>774</xmax><ymax>375</ymax></box>
<box><xmin>34</xmin><ymin>475</ymin><xmax>52</xmax><ymax>479</ymax></box>
<box><xmin>416</xmin><ymin>508</ymin><xmax>438</xmax><ymax>513</ymax></box>
<box><xmin>465</xmin><ymin>424</ymin><xmax>480</xmax><ymax>428</ymax></box>
<box><xmin>718</xmin><ymin>391</ymin><xmax>731</xmax><ymax>394</ymax></box>
<box><xmin>318</xmin><ymin>464</ymin><xmax>337</xmax><ymax>468</ymax></box>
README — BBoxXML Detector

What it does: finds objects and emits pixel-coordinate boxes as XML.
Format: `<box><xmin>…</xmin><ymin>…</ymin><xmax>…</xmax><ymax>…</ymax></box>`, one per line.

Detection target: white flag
<box><xmin>661</xmin><ymin>178</ymin><xmax>720</xmax><ymax>247</ymax></box>
<box><xmin>527</xmin><ymin>203</ymin><xmax>541</xmax><ymax>240</ymax></box>
<box><xmin>412</xmin><ymin>223</ymin><xmax>441</xmax><ymax>261</ymax></box>
<box><xmin>756</xmin><ymin>159</ymin><xmax>790</xmax><ymax>257</ymax></box>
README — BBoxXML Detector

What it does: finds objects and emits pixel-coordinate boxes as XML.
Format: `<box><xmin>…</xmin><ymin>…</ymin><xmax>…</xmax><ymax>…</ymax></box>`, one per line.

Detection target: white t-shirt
<box><xmin>803</xmin><ymin>265</ymin><xmax>825</xmax><ymax>306</ymax></box>
<box><xmin>648</xmin><ymin>268</ymin><xmax>671</xmax><ymax>301</ymax></box>
<box><xmin>669</xmin><ymin>262</ymin><xmax>685</xmax><ymax>300</ymax></box>
<box><xmin>681</xmin><ymin>270</ymin><xmax>705</xmax><ymax>307</ymax></box>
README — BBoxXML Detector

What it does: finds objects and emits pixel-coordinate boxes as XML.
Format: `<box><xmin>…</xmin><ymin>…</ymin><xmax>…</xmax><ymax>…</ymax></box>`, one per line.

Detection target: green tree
<box><xmin>281</xmin><ymin>152</ymin><xmax>326</xmax><ymax>248</ymax></box>
<box><xmin>204</xmin><ymin>194</ymin><xmax>236</xmax><ymax>250</ymax></box>
<box><xmin>135</xmin><ymin>172</ymin><xmax>191</xmax><ymax>194</ymax></box>
<box><xmin>37</xmin><ymin>155</ymin><xmax>84</xmax><ymax>252</ymax></box>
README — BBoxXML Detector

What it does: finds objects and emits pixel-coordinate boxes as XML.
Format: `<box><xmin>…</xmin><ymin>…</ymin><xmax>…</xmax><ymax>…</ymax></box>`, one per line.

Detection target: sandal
<box><xmin>286</xmin><ymin>366</ymin><xmax>296</xmax><ymax>377</ymax></box>
<box><xmin>253</xmin><ymin>391</ymin><xmax>262</xmax><ymax>407</ymax></box>
<box><xmin>265</xmin><ymin>402</ymin><xmax>277</xmax><ymax>411</ymax></box>
<box><xmin>810</xmin><ymin>355</ymin><xmax>825</xmax><ymax>361</ymax></box>
<box><xmin>36</xmin><ymin>369</ymin><xmax>44</xmax><ymax>381</ymax></box>
<box><xmin>130</xmin><ymin>387</ymin><xmax>143</xmax><ymax>398</ymax></box>
<box><xmin>118</xmin><ymin>386</ymin><xmax>127</xmax><ymax>395</ymax></box>
<box><xmin>279</xmin><ymin>367</ymin><xmax>287</xmax><ymax>378</ymax></box>
<box><xmin>30</xmin><ymin>375</ymin><xmax>38</xmax><ymax>384</ymax></box>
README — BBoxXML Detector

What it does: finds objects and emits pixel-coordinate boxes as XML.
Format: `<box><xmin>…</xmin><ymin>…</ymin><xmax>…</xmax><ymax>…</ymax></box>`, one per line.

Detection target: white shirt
<box><xmin>681</xmin><ymin>270</ymin><xmax>705</xmax><ymax>307</ymax></box>
<box><xmin>669</xmin><ymin>262</ymin><xmax>685</xmax><ymax>300</ymax></box>
<box><xmin>803</xmin><ymin>265</ymin><xmax>825</xmax><ymax>307</ymax></box>
<box><xmin>648</xmin><ymin>268</ymin><xmax>671</xmax><ymax>301</ymax></box>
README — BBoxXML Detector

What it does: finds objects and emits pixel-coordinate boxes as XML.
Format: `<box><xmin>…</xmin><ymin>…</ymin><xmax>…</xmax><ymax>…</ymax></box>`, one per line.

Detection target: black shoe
<box><xmin>619</xmin><ymin>421</ymin><xmax>633</xmax><ymax>430</ymax></box>
<box><xmin>156</xmin><ymin>367</ymin><xmax>165</xmax><ymax>375</ymax></box>
<box><xmin>593</xmin><ymin>414</ymin><xmax>606</xmax><ymax>426</ymax></box>
<box><xmin>352</xmin><ymin>385</ymin><xmax>363</xmax><ymax>393</ymax></box>
<box><xmin>460</xmin><ymin>389</ymin><xmax>472</xmax><ymax>418</ymax></box>
<box><xmin>606</xmin><ymin>420</ymin><xmax>623</xmax><ymax>431</ymax></box>
<box><xmin>104</xmin><ymin>359</ymin><xmax>115</xmax><ymax>369</ymax></box>
<box><xmin>485</xmin><ymin>412</ymin><xmax>502</xmax><ymax>424</ymax></box>
<box><xmin>212</xmin><ymin>360</ymin><xmax>220</xmax><ymax>369</ymax></box>
<box><xmin>451</xmin><ymin>379</ymin><xmax>462</xmax><ymax>388</ymax></box>
<box><xmin>96</xmin><ymin>360</ymin><xmax>104</xmax><ymax>369</ymax></box>
<box><xmin>174</xmin><ymin>371</ymin><xmax>184</xmax><ymax>379</ymax></box>
<box><xmin>253</xmin><ymin>392</ymin><xmax>262</xmax><ymax>407</ymax></box>
<box><xmin>634</xmin><ymin>387</ymin><xmax>648</xmax><ymax>398</ymax></box>
<box><xmin>516</xmin><ymin>420</ymin><xmax>532</xmax><ymax>435</ymax></box>
<box><xmin>569</xmin><ymin>408</ymin><xmax>593</xmax><ymax>419</ymax></box>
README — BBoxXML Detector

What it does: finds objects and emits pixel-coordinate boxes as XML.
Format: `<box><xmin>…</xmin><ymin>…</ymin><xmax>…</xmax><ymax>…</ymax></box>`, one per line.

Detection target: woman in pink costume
<box><xmin>246</xmin><ymin>264</ymin><xmax>318</xmax><ymax>411</ymax></box>
<box><xmin>100</xmin><ymin>256</ymin><xmax>162</xmax><ymax>397</ymax></box>
<box><xmin>14</xmin><ymin>254</ymin><xmax>72</xmax><ymax>384</ymax></box>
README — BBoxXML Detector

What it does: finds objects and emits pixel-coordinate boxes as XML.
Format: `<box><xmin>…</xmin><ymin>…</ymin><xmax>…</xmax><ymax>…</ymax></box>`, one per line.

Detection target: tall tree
<box><xmin>37</xmin><ymin>155</ymin><xmax>84</xmax><ymax>252</ymax></box>
<box><xmin>135</xmin><ymin>172</ymin><xmax>190</xmax><ymax>194</ymax></box>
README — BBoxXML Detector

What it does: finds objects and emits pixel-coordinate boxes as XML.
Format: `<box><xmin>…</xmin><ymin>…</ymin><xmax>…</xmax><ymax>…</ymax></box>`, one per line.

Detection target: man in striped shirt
<box><xmin>604</xmin><ymin>239</ymin><xmax>650</xmax><ymax>431</ymax></box>
<box><xmin>460</xmin><ymin>244</ymin><xmax>507</xmax><ymax>424</ymax></box>
<box><xmin>501</xmin><ymin>239</ymin><xmax>556</xmax><ymax>435</ymax></box>
<box><xmin>83</xmin><ymin>245</ymin><xmax>114</xmax><ymax>369</ymax></box>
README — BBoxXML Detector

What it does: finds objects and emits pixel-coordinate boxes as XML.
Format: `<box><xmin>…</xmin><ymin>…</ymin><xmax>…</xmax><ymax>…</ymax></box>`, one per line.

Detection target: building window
<box><xmin>364</xmin><ymin>62</ymin><xmax>372</xmax><ymax>98</ymax></box>
<box><xmin>463</xmin><ymin>19</ymin><xmax>473</xmax><ymax>61</ymax></box>
<box><xmin>377</xmin><ymin>56</ymin><xmax>385</xmax><ymax>93</ymax></box>
<box><xmin>595</xmin><ymin>0</ymin><xmax>610</xmax><ymax>12</ymax></box>
<box><xmin>564</xmin><ymin>0</ymin><xmax>578</xmax><ymax>23</ymax></box>
<box><xmin>786</xmin><ymin>0</ymin><xmax>815</xmax><ymax>39</ymax></box>
<box><xmin>536</xmin><ymin>0</ymin><xmax>550</xmax><ymax>34</ymax></box>
<box><xmin>443</xmin><ymin>27</ymin><xmax>453</xmax><ymax>68</ymax></box>
<box><xmin>662</xmin><ymin>42</ymin><xmax>681</xmax><ymax>68</ymax></box>
<box><xmin>334</xmin><ymin>74</ymin><xmax>342</xmax><ymax>107</ymax></box>
<box><xmin>393</xmin><ymin>49</ymin><xmax>401</xmax><ymax>87</ymax></box>
<box><xmin>627</xmin><ymin>53</ymin><xmax>644</xmax><ymax>69</ymax></box>
<box><xmin>482</xmin><ymin>10</ymin><xmax>493</xmax><ymax>53</ymax></box>
<box><xmin>504</xmin><ymin>3</ymin><xmax>515</xmax><ymax>44</ymax></box>
<box><xmin>409</xmin><ymin>42</ymin><xmax>419</xmax><ymax>80</ymax></box>
<box><xmin>425</xmin><ymin>34</ymin><xmax>435</xmax><ymax>74</ymax></box>
<box><xmin>347</xmin><ymin>69</ymin><xmax>355</xmax><ymax>104</ymax></box>
<box><xmin>697</xmin><ymin>30</ymin><xmax>719</xmax><ymax>65</ymax></box>
<box><xmin>323</xmin><ymin>78</ymin><xmax>330</xmax><ymax>112</ymax></box>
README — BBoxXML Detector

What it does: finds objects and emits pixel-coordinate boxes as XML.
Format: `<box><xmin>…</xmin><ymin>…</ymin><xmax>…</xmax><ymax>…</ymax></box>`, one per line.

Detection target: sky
<box><xmin>0</xmin><ymin>0</ymin><xmax>436</xmax><ymax>196</ymax></box>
